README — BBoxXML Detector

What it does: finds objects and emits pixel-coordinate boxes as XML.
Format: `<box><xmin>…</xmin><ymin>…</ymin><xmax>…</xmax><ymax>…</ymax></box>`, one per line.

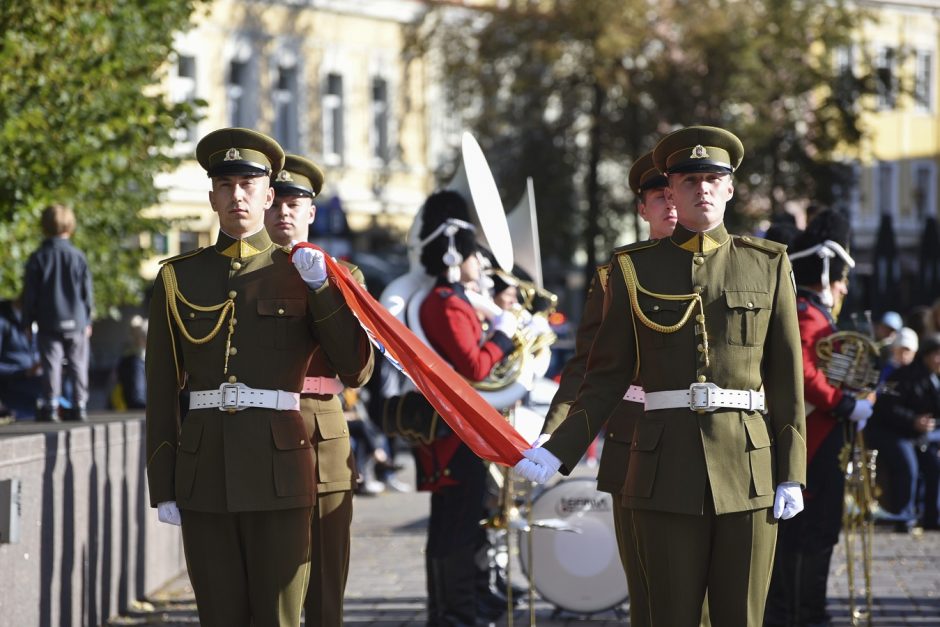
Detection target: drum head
<box><xmin>518</xmin><ymin>478</ymin><xmax>628</xmax><ymax>613</ymax></box>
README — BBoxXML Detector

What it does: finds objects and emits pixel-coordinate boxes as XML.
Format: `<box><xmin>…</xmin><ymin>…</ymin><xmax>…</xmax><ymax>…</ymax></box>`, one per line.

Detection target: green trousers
<box><xmin>304</xmin><ymin>490</ymin><xmax>354</xmax><ymax>627</ymax></box>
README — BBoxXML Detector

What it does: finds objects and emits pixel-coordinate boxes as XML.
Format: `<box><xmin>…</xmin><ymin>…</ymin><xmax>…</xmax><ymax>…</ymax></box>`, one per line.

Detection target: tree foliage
<box><xmin>409</xmin><ymin>0</ymin><xmax>875</xmax><ymax>277</ymax></box>
<box><xmin>0</xmin><ymin>0</ymin><xmax>207</xmax><ymax>315</ymax></box>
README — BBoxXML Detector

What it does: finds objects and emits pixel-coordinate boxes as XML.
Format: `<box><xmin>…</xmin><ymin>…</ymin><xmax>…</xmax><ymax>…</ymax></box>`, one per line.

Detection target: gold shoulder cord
<box><xmin>618</xmin><ymin>254</ymin><xmax>710</xmax><ymax>368</ymax></box>
<box><xmin>161</xmin><ymin>264</ymin><xmax>237</xmax><ymax>375</ymax></box>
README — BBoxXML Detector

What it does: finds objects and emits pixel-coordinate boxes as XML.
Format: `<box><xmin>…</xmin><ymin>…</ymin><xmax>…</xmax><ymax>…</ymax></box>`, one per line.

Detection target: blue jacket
<box><xmin>23</xmin><ymin>237</ymin><xmax>94</xmax><ymax>334</ymax></box>
<box><xmin>0</xmin><ymin>301</ymin><xmax>37</xmax><ymax>377</ymax></box>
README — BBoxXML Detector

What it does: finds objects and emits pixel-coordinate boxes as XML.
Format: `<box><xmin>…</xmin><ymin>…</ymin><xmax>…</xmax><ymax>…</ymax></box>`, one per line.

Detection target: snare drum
<box><xmin>518</xmin><ymin>478</ymin><xmax>629</xmax><ymax>613</ymax></box>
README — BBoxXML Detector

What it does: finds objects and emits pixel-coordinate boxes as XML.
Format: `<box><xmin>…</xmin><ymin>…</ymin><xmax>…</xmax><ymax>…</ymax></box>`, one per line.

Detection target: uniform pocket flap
<box><xmin>271</xmin><ymin>417</ymin><xmax>313</xmax><ymax>450</ymax></box>
<box><xmin>631</xmin><ymin>421</ymin><xmax>664</xmax><ymax>452</ymax></box>
<box><xmin>257</xmin><ymin>298</ymin><xmax>306</xmax><ymax>317</ymax></box>
<box><xmin>636</xmin><ymin>295</ymin><xmax>683</xmax><ymax>314</ymax></box>
<box><xmin>316</xmin><ymin>409</ymin><xmax>349</xmax><ymax>440</ymax></box>
<box><xmin>178</xmin><ymin>422</ymin><xmax>203</xmax><ymax>453</ymax></box>
<box><xmin>724</xmin><ymin>290</ymin><xmax>772</xmax><ymax>311</ymax></box>
<box><xmin>744</xmin><ymin>417</ymin><xmax>772</xmax><ymax>449</ymax></box>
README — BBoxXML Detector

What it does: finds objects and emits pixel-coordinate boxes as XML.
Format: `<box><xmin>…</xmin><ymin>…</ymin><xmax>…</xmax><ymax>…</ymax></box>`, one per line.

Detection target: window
<box><xmin>914</xmin><ymin>50</ymin><xmax>934</xmax><ymax>112</ymax></box>
<box><xmin>323</xmin><ymin>73</ymin><xmax>345</xmax><ymax>162</ymax></box>
<box><xmin>273</xmin><ymin>62</ymin><xmax>299</xmax><ymax>151</ymax></box>
<box><xmin>371</xmin><ymin>77</ymin><xmax>390</xmax><ymax>162</ymax></box>
<box><xmin>179</xmin><ymin>230</ymin><xmax>200</xmax><ymax>254</ymax></box>
<box><xmin>872</xmin><ymin>160</ymin><xmax>898</xmax><ymax>218</ymax></box>
<box><xmin>913</xmin><ymin>162</ymin><xmax>936</xmax><ymax>222</ymax></box>
<box><xmin>171</xmin><ymin>53</ymin><xmax>198</xmax><ymax>143</ymax></box>
<box><xmin>833</xmin><ymin>45</ymin><xmax>857</xmax><ymax>108</ymax></box>
<box><xmin>152</xmin><ymin>233</ymin><xmax>169</xmax><ymax>255</ymax></box>
<box><xmin>228</xmin><ymin>58</ymin><xmax>251</xmax><ymax>128</ymax></box>
<box><xmin>875</xmin><ymin>47</ymin><xmax>897</xmax><ymax>110</ymax></box>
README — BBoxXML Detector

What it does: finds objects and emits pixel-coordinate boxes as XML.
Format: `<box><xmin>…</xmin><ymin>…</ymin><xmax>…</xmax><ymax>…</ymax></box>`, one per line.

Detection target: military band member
<box><xmin>539</xmin><ymin>151</ymin><xmax>684</xmax><ymax>627</ymax></box>
<box><xmin>414</xmin><ymin>190</ymin><xmax>518</xmax><ymax>626</ymax></box>
<box><xmin>145</xmin><ymin>128</ymin><xmax>372</xmax><ymax>627</ymax></box>
<box><xmin>764</xmin><ymin>210</ymin><xmax>870</xmax><ymax>627</ymax></box>
<box><xmin>517</xmin><ymin>126</ymin><xmax>806</xmax><ymax>627</ymax></box>
<box><xmin>264</xmin><ymin>154</ymin><xmax>375</xmax><ymax>627</ymax></box>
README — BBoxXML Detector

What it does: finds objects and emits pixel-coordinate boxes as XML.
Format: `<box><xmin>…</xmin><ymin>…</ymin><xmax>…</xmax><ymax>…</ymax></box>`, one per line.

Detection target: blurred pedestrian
<box><xmin>110</xmin><ymin>315</ymin><xmax>148</xmax><ymax>410</ymax></box>
<box><xmin>868</xmin><ymin>333</ymin><xmax>940</xmax><ymax>532</ymax></box>
<box><xmin>880</xmin><ymin>327</ymin><xmax>918</xmax><ymax>383</ymax></box>
<box><xmin>0</xmin><ymin>295</ymin><xmax>43</xmax><ymax>419</ymax></box>
<box><xmin>22</xmin><ymin>203</ymin><xmax>94</xmax><ymax>422</ymax></box>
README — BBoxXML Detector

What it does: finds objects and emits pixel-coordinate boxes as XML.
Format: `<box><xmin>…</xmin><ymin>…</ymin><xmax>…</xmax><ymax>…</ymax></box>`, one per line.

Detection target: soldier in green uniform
<box><xmin>517</xmin><ymin>126</ymin><xmax>806</xmax><ymax>627</ymax></box>
<box><xmin>264</xmin><ymin>154</ymin><xmax>375</xmax><ymax>627</ymax></box>
<box><xmin>539</xmin><ymin>150</ymin><xmax>679</xmax><ymax>627</ymax></box>
<box><xmin>146</xmin><ymin>128</ymin><xmax>373</xmax><ymax>627</ymax></box>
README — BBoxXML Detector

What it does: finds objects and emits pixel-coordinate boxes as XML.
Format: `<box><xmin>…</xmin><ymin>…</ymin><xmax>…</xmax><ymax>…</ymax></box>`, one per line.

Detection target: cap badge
<box><xmin>276</xmin><ymin>170</ymin><xmax>294</xmax><ymax>182</ymax></box>
<box><xmin>690</xmin><ymin>145</ymin><xmax>709</xmax><ymax>159</ymax></box>
<box><xmin>224</xmin><ymin>148</ymin><xmax>242</xmax><ymax>161</ymax></box>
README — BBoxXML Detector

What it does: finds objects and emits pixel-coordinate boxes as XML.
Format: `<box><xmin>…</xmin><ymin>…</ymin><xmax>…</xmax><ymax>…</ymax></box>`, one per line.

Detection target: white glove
<box><xmin>531</xmin><ymin>433</ymin><xmax>551</xmax><ymax>448</ymax></box>
<box><xmin>291</xmin><ymin>244</ymin><xmax>328</xmax><ymax>289</ymax></box>
<box><xmin>513</xmin><ymin>446</ymin><xmax>562</xmax><ymax>484</ymax></box>
<box><xmin>849</xmin><ymin>399</ymin><xmax>873</xmax><ymax>432</ymax></box>
<box><xmin>157</xmin><ymin>500</ymin><xmax>182</xmax><ymax>526</ymax></box>
<box><xmin>772</xmin><ymin>482</ymin><xmax>804</xmax><ymax>520</ymax></box>
<box><xmin>493</xmin><ymin>311</ymin><xmax>517</xmax><ymax>337</ymax></box>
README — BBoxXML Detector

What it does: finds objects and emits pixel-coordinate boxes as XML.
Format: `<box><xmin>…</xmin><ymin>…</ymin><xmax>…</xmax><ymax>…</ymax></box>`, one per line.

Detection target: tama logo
<box><xmin>556</xmin><ymin>495</ymin><xmax>611</xmax><ymax>514</ymax></box>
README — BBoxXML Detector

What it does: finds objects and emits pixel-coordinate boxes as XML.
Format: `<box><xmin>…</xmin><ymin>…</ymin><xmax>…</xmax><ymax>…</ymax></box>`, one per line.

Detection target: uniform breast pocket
<box><xmin>724</xmin><ymin>291</ymin><xmax>772</xmax><ymax>347</ymax></box>
<box><xmin>636</xmin><ymin>295</ymin><xmax>685</xmax><ymax>346</ymax></box>
<box><xmin>180</xmin><ymin>310</ymin><xmax>220</xmax><ymax>344</ymax></box>
<box><xmin>257</xmin><ymin>298</ymin><xmax>307</xmax><ymax>350</ymax></box>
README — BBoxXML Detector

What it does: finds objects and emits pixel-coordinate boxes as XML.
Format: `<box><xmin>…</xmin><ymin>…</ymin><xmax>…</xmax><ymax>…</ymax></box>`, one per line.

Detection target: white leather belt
<box><xmin>301</xmin><ymin>376</ymin><xmax>343</xmax><ymax>395</ymax></box>
<box><xmin>622</xmin><ymin>385</ymin><xmax>645</xmax><ymax>404</ymax></box>
<box><xmin>644</xmin><ymin>382</ymin><xmax>765</xmax><ymax>413</ymax></box>
<box><xmin>189</xmin><ymin>383</ymin><xmax>300</xmax><ymax>412</ymax></box>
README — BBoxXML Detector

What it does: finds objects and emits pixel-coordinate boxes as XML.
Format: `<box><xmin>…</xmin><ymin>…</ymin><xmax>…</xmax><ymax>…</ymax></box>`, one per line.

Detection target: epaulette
<box><xmin>596</xmin><ymin>265</ymin><xmax>611</xmax><ymax>291</ymax></box>
<box><xmin>612</xmin><ymin>239</ymin><xmax>661</xmax><ymax>257</ymax></box>
<box><xmin>733</xmin><ymin>234</ymin><xmax>786</xmax><ymax>255</ymax></box>
<box><xmin>158</xmin><ymin>247</ymin><xmax>206</xmax><ymax>265</ymax></box>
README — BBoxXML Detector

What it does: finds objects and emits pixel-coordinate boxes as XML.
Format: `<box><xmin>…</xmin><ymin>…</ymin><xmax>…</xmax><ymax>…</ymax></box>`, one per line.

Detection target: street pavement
<box><xmin>110</xmin><ymin>459</ymin><xmax>940</xmax><ymax>627</ymax></box>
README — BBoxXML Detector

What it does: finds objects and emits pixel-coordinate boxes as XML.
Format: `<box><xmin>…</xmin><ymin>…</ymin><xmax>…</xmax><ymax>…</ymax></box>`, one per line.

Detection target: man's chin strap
<box><xmin>789</xmin><ymin>240</ymin><xmax>855</xmax><ymax>309</ymax></box>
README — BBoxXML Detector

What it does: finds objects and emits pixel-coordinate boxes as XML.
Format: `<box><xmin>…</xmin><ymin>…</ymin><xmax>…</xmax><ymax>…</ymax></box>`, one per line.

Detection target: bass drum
<box><xmin>518</xmin><ymin>478</ymin><xmax>628</xmax><ymax>614</ymax></box>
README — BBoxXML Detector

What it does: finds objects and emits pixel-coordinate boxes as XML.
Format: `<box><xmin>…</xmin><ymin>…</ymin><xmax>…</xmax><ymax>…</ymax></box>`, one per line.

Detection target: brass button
<box><xmin>696</xmin><ymin>314</ymin><xmax>705</xmax><ymax>323</ymax></box>
<box><xmin>693</xmin><ymin>285</ymin><xmax>703</xmax><ymax>294</ymax></box>
<box><xmin>742</xmin><ymin>236</ymin><xmax>750</xmax><ymax>242</ymax></box>
<box><xmin>232</xmin><ymin>261</ymin><xmax>242</xmax><ymax>271</ymax></box>
<box><xmin>697</xmin><ymin>375</ymin><xmax>707</xmax><ymax>383</ymax></box>
<box><xmin>697</xmin><ymin>344</ymin><xmax>705</xmax><ymax>352</ymax></box>
<box><xmin>231</xmin><ymin>318</ymin><xmax>237</xmax><ymax>326</ymax></box>
<box><xmin>694</xmin><ymin>257</ymin><xmax>705</xmax><ymax>265</ymax></box>
<box><xmin>228</xmin><ymin>290</ymin><xmax>237</xmax><ymax>299</ymax></box>
<box><xmin>443</xmin><ymin>469</ymin><xmax>451</xmax><ymax>476</ymax></box>
<box><xmin>343</xmin><ymin>428</ymin><xmax>347</xmax><ymax>434</ymax></box>
<box><xmin>277</xmin><ymin>308</ymin><xmax>285</xmax><ymax>315</ymax></box>
<box><xmin>608</xmin><ymin>432</ymin><xmax>615</xmax><ymax>438</ymax></box>
<box><xmin>227</xmin><ymin>408</ymin><xmax>236</xmax><ymax>415</ymax></box>
<box><xmin>300</xmin><ymin>439</ymin><xmax>305</xmax><ymax>445</ymax></box>
<box><xmin>747</xmin><ymin>302</ymin><xmax>754</xmax><ymax>309</ymax></box>
<box><xmin>229</xmin><ymin>346</ymin><xmax>237</xmax><ymax>356</ymax></box>
<box><xmin>228</xmin><ymin>375</ymin><xmax>237</xmax><ymax>383</ymax></box>
<box><xmin>189</xmin><ymin>312</ymin><xmax>195</xmax><ymax>319</ymax></box>
<box><xmin>652</xmin><ymin>305</ymin><xmax>660</xmax><ymax>312</ymax></box>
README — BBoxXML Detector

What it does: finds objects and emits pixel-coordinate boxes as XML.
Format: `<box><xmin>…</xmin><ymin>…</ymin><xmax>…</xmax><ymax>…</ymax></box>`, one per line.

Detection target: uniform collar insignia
<box><xmin>691</xmin><ymin>144</ymin><xmax>709</xmax><ymax>159</ymax></box>
<box><xmin>215</xmin><ymin>228</ymin><xmax>273</xmax><ymax>258</ymax></box>
<box><xmin>224</xmin><ymin>147</ymin><xmax>241</xmax><ymax>161</ymax></box>
<box><xmin>276</xmin><ymin>170</ymin><xmax>293</xmax><ymax>182</ymax></box>
<box><xmin>672</xmin><ymin>223</ymin><xmax>729</xmax><ymax>253</ymax></box>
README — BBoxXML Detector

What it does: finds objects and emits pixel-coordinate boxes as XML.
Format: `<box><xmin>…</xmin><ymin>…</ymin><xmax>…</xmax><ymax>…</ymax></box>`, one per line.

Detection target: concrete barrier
<box><xmin>0</xmin><ymin>415</ymin><xmax>185</xmax><ymax>627</ymax></box>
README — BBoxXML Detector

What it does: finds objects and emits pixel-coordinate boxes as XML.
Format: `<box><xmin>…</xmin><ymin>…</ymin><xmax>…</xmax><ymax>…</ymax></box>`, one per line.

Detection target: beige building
<box><xmin>835</xmin><ymin>0</ymin><xmax>940</xmax><ymax>292</ymax></box>
<box><xmin>146</xmin><ymin>0</ymin><xmax>457</xmax><ymax>280</ymax></box>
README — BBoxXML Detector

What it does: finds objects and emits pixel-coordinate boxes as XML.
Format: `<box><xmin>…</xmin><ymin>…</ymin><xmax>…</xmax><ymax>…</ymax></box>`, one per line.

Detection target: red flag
<box><xmin>292</xmin><ymin>243</ymin><xmax>527</xmax><ymax>467</ymax></box>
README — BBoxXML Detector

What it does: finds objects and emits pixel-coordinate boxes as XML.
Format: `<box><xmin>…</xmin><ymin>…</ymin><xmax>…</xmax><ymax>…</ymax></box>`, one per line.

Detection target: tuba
<box><xmin>815</xmin><ymin>317</ymin><xmax>882</xmax><ymax>627</ymax></box>
<box><xmin>379</xmin><ymin>133</ymin><xmax>554</xmax><ymax>412</ymax></box>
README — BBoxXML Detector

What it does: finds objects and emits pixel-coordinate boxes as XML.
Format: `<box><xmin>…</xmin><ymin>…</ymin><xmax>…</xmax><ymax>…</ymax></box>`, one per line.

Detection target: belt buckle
<box><xmin>219</xmin><ymin>382</ymin><xmax>245</xmax><ymax>411</ymax></box>
<box><xmin>688</xmin><ymin>382</ymin><xmax>719</xmax><ymax>412</ymax></box>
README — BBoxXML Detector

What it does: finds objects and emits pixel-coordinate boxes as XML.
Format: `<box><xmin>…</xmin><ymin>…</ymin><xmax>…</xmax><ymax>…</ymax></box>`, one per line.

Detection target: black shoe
<box><xmin>37</xmin><ymin>405</ymin><xmax>59</xmax><ymax>423</ymax></box>
<box><xmin>68</xmin><ymin>406</ymin><xmax>88</xmax><ymax>422</ymax></box>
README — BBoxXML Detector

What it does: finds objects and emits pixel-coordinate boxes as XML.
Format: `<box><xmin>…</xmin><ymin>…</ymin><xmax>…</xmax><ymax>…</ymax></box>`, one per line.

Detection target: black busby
<box><xmin>789</xmin><ymin>209</ymin><xmax>854</xmax><ymax>288</ymax></box>
<box><xmin>417</xmin><ymin>190</ymin><xmax>478</xmax><ymax>280</ymax></box>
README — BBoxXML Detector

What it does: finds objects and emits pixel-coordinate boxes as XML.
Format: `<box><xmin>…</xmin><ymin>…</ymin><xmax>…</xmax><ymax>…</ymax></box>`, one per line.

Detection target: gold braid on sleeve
<box><xmin>618</xmin><ymin>254</ymin><xmax>710</xmax><ymax>367</ymax></box>
<box><xmin>160</xmin><ymin>264</ymin><xmax>237</xmax><ymax>375</ymax></box>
